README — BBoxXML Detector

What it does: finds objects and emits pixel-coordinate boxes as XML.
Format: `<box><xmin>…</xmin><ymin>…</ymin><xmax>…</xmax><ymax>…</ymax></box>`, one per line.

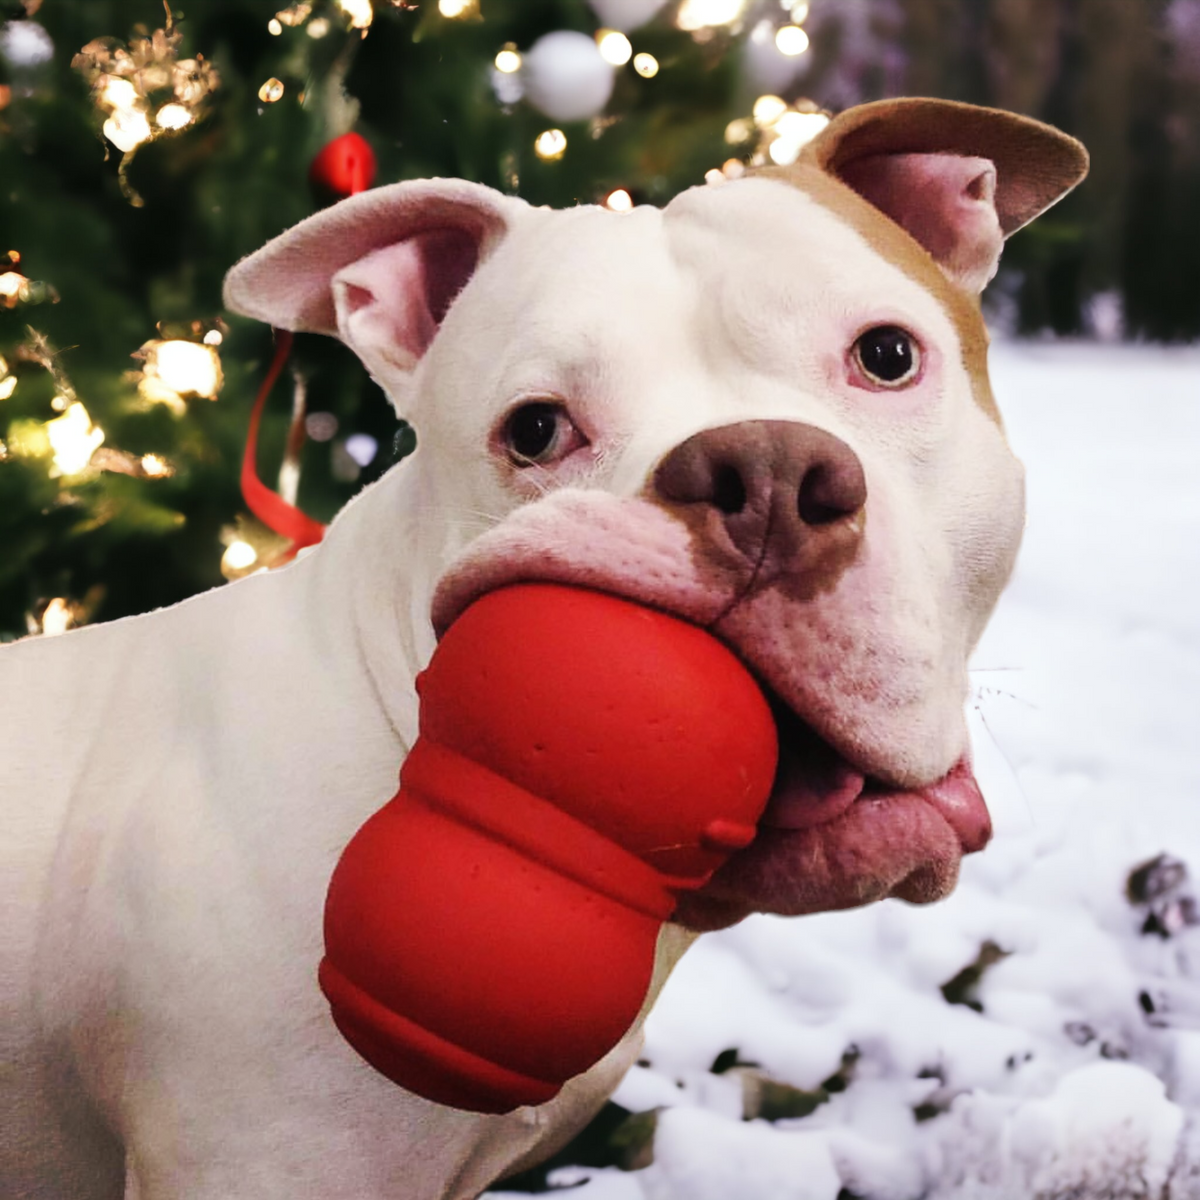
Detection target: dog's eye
<box><xmin>852</xmin><ymin>326</ymin><xmax>921</xmax><ymax>388</ymax></box>
<box><xmin>502</xmin><ymin>401</ymin><xmax>584</xmax><ymax>466</ymax></box>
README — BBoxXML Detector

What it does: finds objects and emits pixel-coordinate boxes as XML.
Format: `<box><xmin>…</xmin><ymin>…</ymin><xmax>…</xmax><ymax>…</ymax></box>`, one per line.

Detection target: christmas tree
<box><xmin>1</xmin><ymin>0</ymin><xmax>1197</xmax><ymax>642</ymax></box>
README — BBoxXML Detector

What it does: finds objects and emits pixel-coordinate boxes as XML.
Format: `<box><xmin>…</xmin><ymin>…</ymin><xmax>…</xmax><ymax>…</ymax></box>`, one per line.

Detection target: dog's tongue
<box><xmin>756</xmin><ymin>711</ymin><xmax>992</xmax><ymax>854</ymax></box>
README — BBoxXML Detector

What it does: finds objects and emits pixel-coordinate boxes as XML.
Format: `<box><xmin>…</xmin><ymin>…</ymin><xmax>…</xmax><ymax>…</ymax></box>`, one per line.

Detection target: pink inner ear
<box><xmin>837</xmin><ymin>152</ymin><xmax>1004</xmax><ymax>293</ymax></box>
<box><xmin>332</xmin><ymin>226</ymin><xmax>482</xmax><ymax>374</ymax></box>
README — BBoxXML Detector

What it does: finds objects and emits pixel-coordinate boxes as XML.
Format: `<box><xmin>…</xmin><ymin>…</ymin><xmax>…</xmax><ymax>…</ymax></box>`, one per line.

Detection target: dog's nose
<box><xmin>652</xmin><ymin>420</ymin><xmax>867</xmax><ymax>594</ymax></box>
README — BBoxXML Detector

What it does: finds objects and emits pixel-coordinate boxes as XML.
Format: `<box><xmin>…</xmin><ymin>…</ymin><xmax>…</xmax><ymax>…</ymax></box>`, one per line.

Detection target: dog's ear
<box><xmin>223</xmin><ymin>179</ymin><xmax>528</xmax><ymax>394</ymax></box>
<box><xmin>789</xmin><ymin>98</ymin><xmax>1089</xmax><ymax>293</ymax></box>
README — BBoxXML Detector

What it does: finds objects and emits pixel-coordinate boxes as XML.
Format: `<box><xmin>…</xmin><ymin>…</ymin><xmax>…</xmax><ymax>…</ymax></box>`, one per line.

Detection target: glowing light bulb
<box><xmin>534</xmin><ymin>129</ymin><xmax>567</xmax><ymax>160</ymax></box>
<box><xmin>258</xmin><ymin>77</ymin><xmax>285</xmax><ymax>103</ymax></box>
<box><xmin>0</xmin><ymin>270</ymin><xmax>28</xmax><ymax>306</ymax></box>
<box><xmin>786</xmin><ymin>0</ymin><xmax>809</xmax><ymax>21</ymax></box>
<box><xmin>46</xmin><ymin>402</ymin><xmax>104</xmax><ymax>476</ymax></box>
<box><xmin>753</xmin><ymin>94</ymin><xmax>787</xmax><ymax>125</ymax></box>
<box><xmin>0</xmin><ymin>376</ymin><xmax>16</xmax><ymax>401</ymax></box>
<box><xmin>494</xmin><ymin>47</ymin><xmax>522</xmax><ymax>73</ymax></box>
<box><xmin>724</xmin><ymin>117</ymin><xmax>753</xmax><ymax>144</ymax></box>
<box><xmin>203</xmin><ymin>329</ymin><xmax>224</xmax><ymax>346</ymax></box>
<box><xmin>596</xmin><ymin>30</ymin><xmax>633</xmax><ymax>66</ymax></box>
<box><xmin>103</xmin><ymin>108</ymin><xmax>152</xmax><ymax>153</ymax></box>
<box><xmin>152</xmin><ymin>340</ymin><xmax>223</xmax><ymax>399</ymax></box>
<box><xmin>41</xmin><ymin>598</ymin><xmax>73</xmax><ymax>637</ymax></box>
<box><xmin>307</xmin><ymin>17</ymin><xmax>331</xmax><ymax>36</ymax></box>
<box><xmin>775</xmin><ymin>24</ymin><xmax>809</xmax><ymax>55</ymax></box>
<box><xmin>605</xmin><ymin>188</ymin><xmax>633</xmax><ymax>212</ymax></box>
<box><xmin>438</xmin><ymin>0</ymin><xmax>473</xmax><ymax>16</ymax></box>
<box><xmin>156</xmin><ymin>103</ymin><xmax>192</xmax><ymax>130</ymax></box>
<box><xmin>768</xmin><ymin>110</ymin><xmax>829</xmax><ymax>164</ymax></box>
<box><xmin>100</xmin><ymin>76</ymin><xmax>139</xmax><ymax>109</ymax></box>
<box><xmin>222</xmin><ymin>540</ymin><xmax>259</xmax><ymax>572</ymax></box>
<box><xmin>140</xmin><ymin>453</ymin><xmax>171</xmax><ymax>478</ymax></box>
<box><xmin>337</xmin><ymin>0</ymin><xmax>374</xmax><ymax>29</ymax></box>
<box><xmin>677</xmin><ymin>0</ymin><xmax>747</xmax><ymax>31</ymax></box>
<box><xmin>632</xmin><ymin>52</ymin><xmax>659</xmax><ymax>77</ymax></box>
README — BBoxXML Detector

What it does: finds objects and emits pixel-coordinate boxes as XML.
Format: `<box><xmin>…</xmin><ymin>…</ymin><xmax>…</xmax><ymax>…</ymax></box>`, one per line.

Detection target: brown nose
<box><xmin>652</xmin><ymin>420</ymin><xmax>867</xmax><ymax>594</ymax></box>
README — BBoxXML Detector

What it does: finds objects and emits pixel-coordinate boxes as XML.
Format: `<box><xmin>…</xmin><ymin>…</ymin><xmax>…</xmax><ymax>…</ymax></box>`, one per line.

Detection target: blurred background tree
<box><xmin>1</xmin><ymin>0</ymin><xmax>1198</xmax><ymax>642</ymax></box>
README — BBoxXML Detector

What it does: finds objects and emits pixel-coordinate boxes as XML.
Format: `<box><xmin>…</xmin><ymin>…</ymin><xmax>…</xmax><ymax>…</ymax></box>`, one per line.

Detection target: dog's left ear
<box><xmin>788</xmin><ymin>98</ymin><xmax>1089</xmax><ymax>293</ymax></box>
<box><xmin>223</xmin><ymin>179</ymin><xmax>529</xmax><ymax>398</ymax></box>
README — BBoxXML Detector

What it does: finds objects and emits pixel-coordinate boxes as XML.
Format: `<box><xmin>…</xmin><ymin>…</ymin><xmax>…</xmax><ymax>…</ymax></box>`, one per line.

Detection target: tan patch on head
<box><xmin>750</xmin><ymin>162</ymin><xmax>1001</xmax><ymax>426</ymax></box>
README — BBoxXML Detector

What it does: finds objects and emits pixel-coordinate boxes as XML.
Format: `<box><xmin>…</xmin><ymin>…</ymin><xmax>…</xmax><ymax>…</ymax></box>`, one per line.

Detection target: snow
<box><xmin>486</xmin><ymin>342</ymin><xmax>1200</xmax><ymax>1199</ymax></box>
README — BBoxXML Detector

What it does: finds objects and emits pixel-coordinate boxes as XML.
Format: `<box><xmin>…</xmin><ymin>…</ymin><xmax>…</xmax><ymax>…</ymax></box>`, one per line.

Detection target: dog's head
<box><xmin>225</xmin><ymin>99</ymin><xmax>1086</xmax><ymax>931</ymax></box>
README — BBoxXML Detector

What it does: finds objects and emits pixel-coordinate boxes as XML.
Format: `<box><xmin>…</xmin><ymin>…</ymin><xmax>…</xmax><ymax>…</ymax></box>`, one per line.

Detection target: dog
<box><xmin>1</xmin><ymin>98</ymin><xmax>1086</xmax><ymax>1199</ymax></box>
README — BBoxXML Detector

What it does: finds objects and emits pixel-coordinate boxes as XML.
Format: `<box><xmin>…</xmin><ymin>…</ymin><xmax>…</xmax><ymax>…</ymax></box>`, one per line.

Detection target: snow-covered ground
<box><xmin>487</xmin><ymin>342</ymin><xmax>1200</xmax><ymax>1200</ymax></box>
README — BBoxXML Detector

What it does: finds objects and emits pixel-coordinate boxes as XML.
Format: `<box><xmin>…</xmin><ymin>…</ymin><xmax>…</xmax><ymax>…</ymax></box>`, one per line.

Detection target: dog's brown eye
<box><xmin>502</xmin><ymin>401</ymin><xmax>582</xmax><ymax>466</ymax></box>
<box><xmin>853</xmin><ymin>326</ymin><xmax>920</xmax><ymax>388</ymax></box>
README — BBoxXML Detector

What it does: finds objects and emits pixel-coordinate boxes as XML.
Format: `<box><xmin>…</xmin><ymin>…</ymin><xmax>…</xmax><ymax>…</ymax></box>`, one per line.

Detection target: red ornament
<box><xmin>308</xmin><ymin>131</ymin><xmax>377</xmax><ymax>199</ymax></box>
<box><xmin>319</xmin><ymin>584</ymin><xmax>779</xmax><ymax>1113</ymax></box>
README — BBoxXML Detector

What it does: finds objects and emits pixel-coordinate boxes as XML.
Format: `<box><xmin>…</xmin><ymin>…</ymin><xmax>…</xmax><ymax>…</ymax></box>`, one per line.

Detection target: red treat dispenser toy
<box><xmin>319</xmin><ymin>584</ymin><xmax>778</xmax><ymax>1113</ymax></box>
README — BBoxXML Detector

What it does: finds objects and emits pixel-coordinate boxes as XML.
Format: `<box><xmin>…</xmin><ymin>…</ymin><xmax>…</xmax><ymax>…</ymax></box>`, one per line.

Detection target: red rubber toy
<box><xmin>319</xmin><ymin>584</ymin><xmax>778</xmax><ymax>1113</ymax></box>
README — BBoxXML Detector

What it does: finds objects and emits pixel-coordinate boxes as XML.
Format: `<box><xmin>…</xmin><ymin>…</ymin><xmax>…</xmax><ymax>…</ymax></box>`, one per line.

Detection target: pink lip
<box><xmin>673</xmin><ymin>753</ymin><xmax>992</xmax><ymax>932</ymax></box>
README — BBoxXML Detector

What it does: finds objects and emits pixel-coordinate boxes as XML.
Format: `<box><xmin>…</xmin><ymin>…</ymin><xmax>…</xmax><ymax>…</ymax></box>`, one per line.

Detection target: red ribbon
<box><xmin>240</xmin><ymin>329</ymin><xmax>327</xmax><ymax>558</ymax></box>
<box><xmin>241</xmin><ymin>133</ymin><xmax>380</xmax><ymax>559</ymax></box>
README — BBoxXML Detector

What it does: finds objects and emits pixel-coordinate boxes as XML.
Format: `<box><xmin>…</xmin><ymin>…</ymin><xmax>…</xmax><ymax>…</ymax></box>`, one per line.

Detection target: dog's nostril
<box><xmin>712</xmin><ymin>465</ymin><xmax>747</xmax><ymax>515</ymax></box>
<box><xmin>798</xmin><ymin>465</ymin><xmax>855</xmax><ymax>526</ymax></box>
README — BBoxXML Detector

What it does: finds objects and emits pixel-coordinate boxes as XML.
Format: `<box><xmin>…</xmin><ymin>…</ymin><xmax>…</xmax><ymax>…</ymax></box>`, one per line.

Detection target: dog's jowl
<box><xmin>1</xmin><ymin>99</ymin><xmax>1086</xmax><ymax>1200</ymax></box>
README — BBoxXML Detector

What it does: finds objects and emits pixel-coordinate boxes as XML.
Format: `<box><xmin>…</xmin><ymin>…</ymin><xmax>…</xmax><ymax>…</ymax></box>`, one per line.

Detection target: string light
<box><xmin>677</xmin><ymin>0</ymin><xmax>748</xmax><ymax>31</ymax></box>
<box><xmin>103</xmin><ymin>106</ymin><xmax>153</xmax><ymax>152</ymax></box>
<box><xmin>307</xmin><ymin>17</ymin><xmax>331</xmax><ymax>37</ymax></box>
<box><xmin>0</xmin><ymin>356</ymin><xmax>16</xmax><ymax>400</ymax></box>
<box><xmin>203</xmin><ymin>329</ymin><xmax>224</xmax><ymax>346</ymax></box>
<box><xmin>767</xmin><ymin>109</ymin><xmax>829</xmax><ymax>163</ymax></box>
<box><xmin>336</xmin><ymin>0</ymin><xmax>373</xmax><ymax>30</ymax></box>
<box><xmin>258</xmin><ymin>77</ymin><xmax>285</xmax><ymax>103</ymax></box>
<box><xmin>73</xmin><ymin>17</ymin><xmax>220</xmax><ymax>205</ymax></box>
<box><xmin>150</xmin><ymin>340</ymin><xmax>222</xmax><ymax>398</ymax></box>
<box><xmin>753</xmin><ymin>94</ymin><xmax>788</xmax><ymax>124</ymax></box>
<box><xmin>774</xmin><ymin>24</ymin><xmax>809</xmax><ymax>55</ymax></box>
<box><xmin>274</xmin><ymin>3</ymin><xmax>313</xmax><ymax>25</ymax></box>
<box><xmin>494</xmin><ymin>46</ymin><xmax>522</xmax><ymax>73</ymax></box>
<box><xmin>534</xmin><ymin>129</ymin><xmax>567</xmax><ymax>160</ymax></box>
<box><xmin>725</xmin><ymin>117</ymin><xmax>753</xmax><ymax>144</ymax></box>
<box><xmin>222</xmin><ymin>540</ymin><xmax>259</xmax><ymax>571</ymax></box>
<box><xmin>41</xmin><ymin>598</ymin><xmax>74</xmax><ymax>638</ymax></box>
<box><xmin>46</xmin><ymin>402</ymin><xmax>105</xmax><ymax>477</ymax></box>
<box><xmin>140</xmin><ymin>453</ymin><xmax>172</xmax><ymax>478</ymax></box>
<box><xmin>784</xmin><ymin>0</ymin><xmax>809</xmax><ymax>19</ymax></box>
<box><xmin>135</xmin><ymin>339</ymin><xmax>223</xmax><ymax>413</ymax></box>
<box><xmin>156</xmin><ymin>103</ymin><xmax>192</xmax><ymax>130</ymax></box>
<box><xmin>632</xmin><ymin>52</ymin><xmax>659</xmax><ymax>77</ymax></box>
<box><xmin>438</xmin><ymin>0</ymin><xmax>476</xmax><ymax>17</ymax></box>
<box><xmin>268</xmin><ymin>17</ymin><xmax>283</xmax><ymax>34</ymax></box>
<box><xmin>604</xmin><ymin>188</ymin><xmax>633</xmax><ymax>212</ymax></box>
<box><xmin>100</xmin><ymin>76</ymin><xmax>139</xmax><ymax>109</ymax></box>
<box><xmin>596</xmin><ymin>30</ymin><xmax>633</xmax><ymax>66</ymax></box>
<box><xmin>0</xmin><ymin>270</ymin><xmax>29</xmax><ymax>307</ymax></box>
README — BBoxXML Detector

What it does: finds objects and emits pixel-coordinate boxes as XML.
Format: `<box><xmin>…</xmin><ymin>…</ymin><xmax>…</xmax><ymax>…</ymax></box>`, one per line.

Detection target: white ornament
<box><xmin>587</xmin><ymin>0</ymin><xmax>670</xmax><ymax>31</ymax></box>
<box><xmin>523</xmin><ymin>30</ymin><xmax>614</xmax><ymax>122</ymax></box>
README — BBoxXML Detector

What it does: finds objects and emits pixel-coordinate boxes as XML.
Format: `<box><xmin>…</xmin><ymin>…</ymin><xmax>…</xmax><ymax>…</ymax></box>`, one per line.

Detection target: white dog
<box><xmin>1</xmin><ymin>99</ymin><xmax>1086</xmax><ymax>1199</ymax></box>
